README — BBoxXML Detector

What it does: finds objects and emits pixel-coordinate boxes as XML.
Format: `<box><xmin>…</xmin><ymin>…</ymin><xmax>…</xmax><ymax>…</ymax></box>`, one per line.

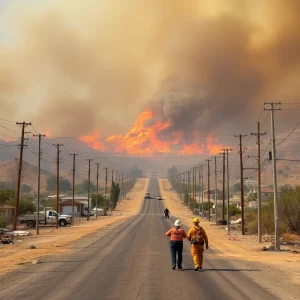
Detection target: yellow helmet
<box><xmin>193</xmin><ymin>217</ymin><xmax>200</xmax><ymax>223</ymax></box>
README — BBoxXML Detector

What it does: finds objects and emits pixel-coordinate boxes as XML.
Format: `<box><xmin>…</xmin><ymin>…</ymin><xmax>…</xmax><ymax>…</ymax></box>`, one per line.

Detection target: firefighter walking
<box><xmin>165</xmin><ymin>219</ymin><xmax>186</xmax><ymax>270</ymax></box>
<box><xmin>187</xmin><ymin>217</ymin><xmax>209</xmax><ymax>271</ymax></box>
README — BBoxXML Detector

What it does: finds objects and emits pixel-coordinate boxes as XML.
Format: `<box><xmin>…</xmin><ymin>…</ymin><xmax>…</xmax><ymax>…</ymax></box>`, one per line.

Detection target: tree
<box><xmin>46</xmin><ymin>175</ymin><xmax>71</xmax><ymax>192</ymax></box>
<box><xmin>8</xmin><ymin>197</ymin><xmax>35</xmax><ymax>215</ymax></box>
<box><xmin>168</xmin><ymin>165</ymin><xmax>177</xmax><ymax>188</ymax></box>
<box><xmin>60</xmin><ymin>178</ymin><xmax>72</xmax><ymax>192</ymax></box>
<box><xmin>0</xmin><ymin>189</ymin><xmax>15</xmax><ymax>206</ymax></box>
<box><xmin>233</xmin><ymin>182</ymin><xmax>241</xmax><ymax>192</ymax></box>
<box><xmin>46</xmin><ymin>176</ymin><xmax>56</xmax><ymax>191</ymax></box>
<box><xmin>130</xmin><ymin>166</ymin><xmax>144</xmax><ymax>179</ymax></box>
<box><xmin>91</xmin><ymin>193</ymin><xmax>108</xmax><ymax>208</ymax></box>
<box><xmin>110</xmin><ymin>181</ymin><xmax>121</xmax><ymax>209</ymax></box>
<box><xmin>21</xmin><ymin>184</ymin><xmax>32</xmax><ymax>193</ymax></box>
<box><xmin>280</xmin><ymin>186</ymin><xmax>300</xmax><ymax>233</ymax></box>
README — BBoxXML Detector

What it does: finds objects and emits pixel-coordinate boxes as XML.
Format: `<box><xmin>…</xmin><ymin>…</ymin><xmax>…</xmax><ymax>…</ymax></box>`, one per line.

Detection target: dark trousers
<box><xmin>165</xmin><ymin>213</ymin><xmax>169</xmax><ymax>219</ymax></box>
<box><xmin>170</xmin><ymin>241</ymin><xmax>183</xmax><ymax>267</ymax></box>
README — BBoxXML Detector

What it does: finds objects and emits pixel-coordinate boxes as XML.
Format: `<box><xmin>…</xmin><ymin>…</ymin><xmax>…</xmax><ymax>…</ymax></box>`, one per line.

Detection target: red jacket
<box><xmin>166</xmin><ymin>227</ymin><xmax>187</xmax><ymax>241</ymax></box>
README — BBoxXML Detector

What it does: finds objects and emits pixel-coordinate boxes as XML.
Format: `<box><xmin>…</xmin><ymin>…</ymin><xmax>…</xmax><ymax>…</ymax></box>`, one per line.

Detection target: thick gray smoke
<box><xmin>1</xmin><ymin>0</ymin><xmax>300</xmax><ymax>137</ymax></box>
<box><xmin>147</xmin><ymin>1</ymin><xmax>300</xmax><ymax>135</ymax></box>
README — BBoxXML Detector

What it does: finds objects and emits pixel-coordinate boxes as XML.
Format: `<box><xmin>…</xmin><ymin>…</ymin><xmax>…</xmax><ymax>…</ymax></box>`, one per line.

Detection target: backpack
<box><xmin>191</xmin><ymin>227</ymin><xmax>204</xmax><ymax>245</ymax></box>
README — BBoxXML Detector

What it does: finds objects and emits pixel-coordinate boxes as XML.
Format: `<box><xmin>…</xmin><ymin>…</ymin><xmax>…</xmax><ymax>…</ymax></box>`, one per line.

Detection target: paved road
<box><xmin>0</xmin><ymin>178</ymin><xmax>277</xmax><ymax>300</ymax></box>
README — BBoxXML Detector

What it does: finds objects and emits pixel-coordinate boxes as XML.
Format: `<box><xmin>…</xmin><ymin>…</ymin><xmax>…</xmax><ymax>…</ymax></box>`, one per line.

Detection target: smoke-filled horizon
<box><xmin>1</xmin><ymin>0</ymin><xmax>300</xmax><ymax>139</ymax></box>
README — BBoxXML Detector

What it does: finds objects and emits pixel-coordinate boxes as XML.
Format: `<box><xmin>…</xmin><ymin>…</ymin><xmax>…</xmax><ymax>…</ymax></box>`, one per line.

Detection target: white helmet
<box><xmin>174</xmin><ymin>219</ymin><xmax>182</xmax><ymax>227</ymax></box>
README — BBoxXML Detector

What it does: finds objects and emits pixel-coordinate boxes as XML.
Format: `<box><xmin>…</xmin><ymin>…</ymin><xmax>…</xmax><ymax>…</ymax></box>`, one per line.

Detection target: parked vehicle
<box><xmin>145</xmin><ymin>192</ymin><xmax>151</xmax><ymax>199</ymax></box>
<box><xmin>91</xmin><ymin>208</ymin><xmax>105</xmax><ymax>216</ymax></box>
<box><xmin>19</xmin><ymin>207</ymin><xmax>72</xmax><ymax>228</ymax></box>
<box><xmin>157</xmin><ymin>196</ymin><xmax>162</xmax><ymax>200</ymax></box>
<box><xmin>61</xmin><ymin>201</ymin><xmax>94</xmax><ymax>217</ymax></box>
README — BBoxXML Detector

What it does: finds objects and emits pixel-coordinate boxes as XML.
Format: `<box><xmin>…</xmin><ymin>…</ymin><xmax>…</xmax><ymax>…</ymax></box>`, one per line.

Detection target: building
<box><xmin>261</xmin><ymin>187</ymin><xmax>280</xmax><ymax>201</ymax></box>
<box><xmin>204</xmin><ymin>189</ymin><xmax>222</xmax><ymax>200</ymax></box>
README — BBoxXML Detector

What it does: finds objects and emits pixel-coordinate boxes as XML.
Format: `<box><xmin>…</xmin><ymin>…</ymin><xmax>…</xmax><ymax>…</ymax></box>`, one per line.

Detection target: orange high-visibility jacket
<box><xmin>166</xmin><ymin>227</ymin><xmax>187</xmax><ymax>241</ymax></box>
<box><xmin>187</xmin><ymin>226</ymin><xmax>208</xmax><ymax>246</ymax></box>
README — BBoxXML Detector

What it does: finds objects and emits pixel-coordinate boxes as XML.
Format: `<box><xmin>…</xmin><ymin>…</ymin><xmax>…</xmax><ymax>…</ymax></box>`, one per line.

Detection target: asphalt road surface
<box><xmin>0</xmin><ymin>178</ymin><xmax>278</xmax><ymax>300</ymax></box>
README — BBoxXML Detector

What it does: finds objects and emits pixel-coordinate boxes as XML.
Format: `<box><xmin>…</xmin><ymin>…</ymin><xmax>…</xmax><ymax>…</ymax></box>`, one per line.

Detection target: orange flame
<box><xmin>79</xmin><ymin>109</ymin><xmax>230</xmax><ymax>155</ymax></box>
<box><xmin>79</xmin><ymin>131</ymin><xmax>105</xmax><ymax>151</ymax></box>
<box><xmin>44</xmin><ymin>128</ymin><xmax>52</xmax><ymax>137</ymax></box>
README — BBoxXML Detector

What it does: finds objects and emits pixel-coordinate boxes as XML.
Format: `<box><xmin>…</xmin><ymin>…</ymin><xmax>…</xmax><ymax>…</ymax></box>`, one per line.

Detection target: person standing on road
<box><xmin>164</xmin><ymin>207</ymin><xmax>170</xmax><ymax>219</ymax></box>
<box><xmin>187</xmin><ymin>217</ymin><xmax>209</xmax><ymax>271</ymax></box>
<box><xmin>165</xmin><ymin>219</ymin><xmax>186</xmax><ymax>270</ymax></box>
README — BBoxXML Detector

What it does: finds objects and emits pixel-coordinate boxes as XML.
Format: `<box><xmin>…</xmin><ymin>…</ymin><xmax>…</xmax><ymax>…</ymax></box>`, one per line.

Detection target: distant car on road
<box><xmin>157</xmin><ymin>196</ymin><xmax>162</xmax><ymax>200</ymax></box>
<box><xmin>144</xmin><ymin>193</ymin><xmax>151</xmax><ymax>199</ymax></box>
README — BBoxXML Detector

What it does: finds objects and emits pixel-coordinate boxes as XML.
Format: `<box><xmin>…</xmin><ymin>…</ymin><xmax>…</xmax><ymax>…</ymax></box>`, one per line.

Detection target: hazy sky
<box><xmin>1</xmin><ymin>0</ymin><xmax>300</xmax><ymax>138</ymax></box>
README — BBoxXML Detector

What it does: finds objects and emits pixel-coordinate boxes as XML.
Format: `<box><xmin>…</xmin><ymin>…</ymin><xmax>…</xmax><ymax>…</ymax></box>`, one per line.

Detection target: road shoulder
<box><xmin>159</xmin><ymin>178</ymin><xmax>300</xmax><ymax>300</ymax></box>
<box><xmin>0</xmin><ymin>178</ymin><xmax>149</xmax><ymax>277</ymax></box>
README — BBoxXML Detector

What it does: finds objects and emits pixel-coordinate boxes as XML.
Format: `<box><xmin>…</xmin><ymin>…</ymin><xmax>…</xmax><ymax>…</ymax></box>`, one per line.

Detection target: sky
<box><xmin>1</xmin><ymin>0</ymin><xmax>300</xmax><ymax>141</ymax></box>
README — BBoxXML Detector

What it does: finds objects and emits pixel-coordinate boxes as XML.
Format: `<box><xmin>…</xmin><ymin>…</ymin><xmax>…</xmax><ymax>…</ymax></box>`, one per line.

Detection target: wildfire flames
<box><xmin>79</xmin><ymin>109</ymin><xmax>228</xmax><ymax>156</ymax></box>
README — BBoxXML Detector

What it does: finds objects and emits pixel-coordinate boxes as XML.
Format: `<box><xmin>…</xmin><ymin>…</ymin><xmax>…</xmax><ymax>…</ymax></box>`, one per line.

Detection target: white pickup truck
<box><xmin>18</xmin><ymin>207</ymin><xmax>72</xmax><ymax>228</ymax></box>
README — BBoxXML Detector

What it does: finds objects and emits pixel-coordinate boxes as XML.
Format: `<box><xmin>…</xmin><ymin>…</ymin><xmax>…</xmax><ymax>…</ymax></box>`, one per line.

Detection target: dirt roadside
<box><xmin>0</xmin><ymin>178</ymin><xmax>149</xmax><ymax>277</ymax></box>
<box><xmin>159</xmin><ymin>178</ymin><xmax>300</xmax><ymax>300</ymax></box>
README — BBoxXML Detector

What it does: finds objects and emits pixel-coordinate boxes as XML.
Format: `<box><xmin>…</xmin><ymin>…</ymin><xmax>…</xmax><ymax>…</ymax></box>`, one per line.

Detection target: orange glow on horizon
<box><xmin>78</xmin><ymin>109</ymin><xmax>230</xmax><ymax>156</ymax></box>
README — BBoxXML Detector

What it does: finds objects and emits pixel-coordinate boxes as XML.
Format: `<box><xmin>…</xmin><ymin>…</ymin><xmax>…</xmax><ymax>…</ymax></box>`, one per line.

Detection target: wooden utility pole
<box><xmin>214</xmin><ymin>156</ymin><xmax>218</xmax><ymax>226</ymax></box>
<box><xmin>33</xmin><ymin>133</ymin><xmax>45</xmax><ymax>235</ymax></box>
<box><xmin>86</xmin><ymin>159</ymin><xmax>93</xmax><ymax>221</ymax></box>
<box><xmin>53</xmin><ymin>143</ymin><xmax>63</xmax><ymax>228</ymax></box>
<box><xmin>70</xmin><ymin>153</ymin><xmax>78</xmax><ymax>225</ymax></box>
<box><xmin>205</xmin><ymin>159</ymin><xmax>212</xmax><ymax>221</ymax></box>
<box><xmin>198</xmin><ymin>167</ymin><xmax>201</xmax><ymax>216</ymax></box>
<box><xmin>104</xmin><ymin>167</ymin><xmax>108</xmax><ymax>209</ymax></box>
<box><xmin>234</xmin><ymin>134</ymin><xmax>247</xmax><ymax>235</ymax></box>
<box><xmin>192</xmin><ymin>168</ymin><xmax>195</xmax><ymax>210</ymax></box>
<box><xmin>201</xmin><ymin>165</ymin><xmax>204</xmax><ymax>217</ymax></box>
<box><xmin>220</xmin><ymin>150</ymin><xmax>226</xmax><ymax>221</ymax></box>
<box><xmin>111</xmin><ymin>170</ymin><xmax>114</xmax><ymax>212</ymax></box>
<box><xmin>251</xmin><ymin>122</ymin><xmax>266</xmax><ymax>243</ymax></box>
<box><xmin>13</xmin><ymin>122</ymin><xmax>31</xmax><ymax>231</ymax></box>
<box><xmin>96</xmin><ymin>163</ymin><xmax>101</xmax><ymax>219</ymax></box>
<box><xmin>187</xmin><ymin>170</ymin><xmax>190</xmax><ymax>210</ymax></box>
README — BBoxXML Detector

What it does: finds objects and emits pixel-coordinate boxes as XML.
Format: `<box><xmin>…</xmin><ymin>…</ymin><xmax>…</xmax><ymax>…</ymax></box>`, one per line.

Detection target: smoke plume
<box><xmin>0</xmin><ymin>0</ymin><xmax>300</xmax><ymax>137</ymax></box>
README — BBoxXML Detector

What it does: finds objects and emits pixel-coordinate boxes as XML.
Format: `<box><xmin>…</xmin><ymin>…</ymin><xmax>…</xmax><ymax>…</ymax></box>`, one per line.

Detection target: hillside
<box><xmin>0</xmin><ymin>159</ymin><xmax>52</xmax><ymax>191</ymax></box>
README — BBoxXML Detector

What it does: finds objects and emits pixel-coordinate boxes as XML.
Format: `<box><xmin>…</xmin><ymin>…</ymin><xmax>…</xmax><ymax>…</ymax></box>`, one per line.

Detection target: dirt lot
<box><xmin>0</xmin><ymin>178</ymin><xmax>149</xmax><ymax>277</ymax></box>
<box><xmin>159</xmin><ymin>179</ymin><xmax>300</xmax><ymax>299</ymax></box>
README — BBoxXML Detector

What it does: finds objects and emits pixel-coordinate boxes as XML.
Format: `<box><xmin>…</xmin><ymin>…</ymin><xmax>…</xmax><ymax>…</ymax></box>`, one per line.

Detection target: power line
<box><xmin>276</xmin><ymin>121</ymin><xmax>300</xmax><ymax>147</ymax></box>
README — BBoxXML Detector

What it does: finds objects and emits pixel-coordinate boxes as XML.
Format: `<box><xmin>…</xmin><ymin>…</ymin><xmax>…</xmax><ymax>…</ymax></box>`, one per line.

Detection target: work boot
<box><xmin>194</xmin><ymin>267</ymin><xmax>198</xmax><ymax>271</ymax></box>
<box><xmin>172</xmin><ymin>265</ymin><xmax>176</xmax><ymax>270</ymax></box>
<box><xmin>178</xmin><ymin>266</ymin><xmax>182</xmax><ymax>270</ymax></box>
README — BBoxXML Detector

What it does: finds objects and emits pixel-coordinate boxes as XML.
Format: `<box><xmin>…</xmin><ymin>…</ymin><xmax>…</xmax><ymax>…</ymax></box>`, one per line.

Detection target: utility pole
<box><xmin>104</xmin><ymin>167</ymin><xmax>108</xmax><ymax>210</ymax></box>
<box><xmin>95</xmin><ymin>163</ymin><xmax>101</xmax><ymax>219</ymax></box>
<box><xmin>222</xmin><ymin>148</ymin><xmax>232</xmax><ymax>234</ymax></box>
<box><xmin>86</xmin><ymin>159</ymin><xmax>93</xmax><ymax>221</ymax></box>
<box><xmin>111</xmin><ymin>169</ymin><xmax>114</xmax><ymax>213</ymax></box>
<box><xmin>222</xmin><ymin>150</ymin><xmax>226</xmax><ymax>221</ymax></box>
<box><xmin>53</xmin><ymin>143</ymin><xmax>63</xmax><ymax>228</ymax></box>
<box><xmin>187</xmin><ymin>170</ymin><xmax>190</xmax><ymax>210</ymax></box>
<box><xmin>192</xmin><ymin>168</ymin><xmax>195</xmax><ymax>211</ymax></box>
<box><xmin>234</xmin><ymin>134</ymin><xmax>247</xmax><ymax>235</ymax></box>
<box><xmin>264</xmin><ymin>102</ymin><xmax>281</xmax><ymax>250</ymax></box>
<box><xmin>33</xmin><ymin>133</ymin><xmax>45</xmax><ymax>235</ymax></box>
<box><xmin>198</xmin><ymin>167</ymin><xmax>201</xmax><ymax>216</ymax></box>
<box><xmin>251</xmin><ymin>122</ymin><xmax>267</xmax><ymax>243</ymax></box>
<box><xmin>214</xmin><ymin>156</ymin><xmax>218</xmax><ymax>226</ymax></box>
<box><xmin>205</xmin><ymin>159</ymin><xmax>212</xmax><ymax>221</ymax></box>
<box><xmin>13</xmin><ymin>122</ymin><xmax>31</xmax><ymax>231</ymax></box>
<box><xmin>201</xmin><ymin>165</ymin><xmax>204</xmax><ymax>218</ymax></box>
<box><xmin>70</xmin><ymin>153</ymin><xmax>79</xmax><ymax>225</ymax></box>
